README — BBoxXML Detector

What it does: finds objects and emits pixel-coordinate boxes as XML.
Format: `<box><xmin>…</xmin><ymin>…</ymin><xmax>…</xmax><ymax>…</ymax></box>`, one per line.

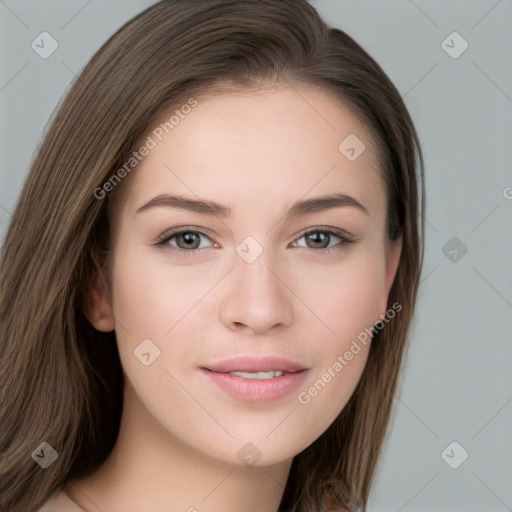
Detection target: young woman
<box><xmin>0</xmin><ymin>1</ymin><xmax>424</xmax><ymax>511</ymax></box>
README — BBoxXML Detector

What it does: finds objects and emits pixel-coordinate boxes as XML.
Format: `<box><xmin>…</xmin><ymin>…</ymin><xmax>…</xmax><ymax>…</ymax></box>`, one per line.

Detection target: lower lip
<box><xmin>201</xmin><ymin>368</ymin><xmax>309</xmax><ymax>403</ymax></box>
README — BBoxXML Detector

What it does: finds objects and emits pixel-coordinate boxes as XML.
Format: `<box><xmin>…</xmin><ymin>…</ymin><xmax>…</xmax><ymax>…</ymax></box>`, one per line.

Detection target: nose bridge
<box><xmin>218</xmin><ymin>235</ymin><xmax>294</xmax><ymax>333</ymax></box>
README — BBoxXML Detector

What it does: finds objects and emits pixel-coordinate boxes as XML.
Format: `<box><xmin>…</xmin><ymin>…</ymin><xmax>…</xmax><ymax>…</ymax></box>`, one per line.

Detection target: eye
<box><xmin>155</xmin><ymin>228</ymin><xmax>214</xmax><ymax>256</ymax></box>
<box><xmin>292</xmin><ymin>228</ymin><xmax>354</xmax><ymax>254</ymax></box>
<box><xmin>155</xmin><ymin>226</ymin><xmax>355</xmax><ymax>257</ymax></box>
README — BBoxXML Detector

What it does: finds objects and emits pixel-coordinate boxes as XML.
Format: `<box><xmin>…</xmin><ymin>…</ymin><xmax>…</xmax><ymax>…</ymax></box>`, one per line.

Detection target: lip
<box><xmin>202</xmin><ymin>356</ymin><xmax>309</xmax><ymax>373</ymax></box>
<box><xmin>200</xmin><ymin>356</ymin><xmax>310</xmax><ymax>403</ymax></box>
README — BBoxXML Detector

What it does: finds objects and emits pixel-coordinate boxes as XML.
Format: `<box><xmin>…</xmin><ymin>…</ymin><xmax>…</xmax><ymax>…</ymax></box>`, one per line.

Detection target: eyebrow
<box><xmin>135</xmin><ymin>192</ymin><xmax>370</xmax><ymax>219</ymax></box>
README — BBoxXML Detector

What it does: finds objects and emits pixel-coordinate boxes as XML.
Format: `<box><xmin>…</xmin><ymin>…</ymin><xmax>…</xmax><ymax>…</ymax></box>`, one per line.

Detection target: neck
<box><xmin>65</xmin><ymin>380</ymin><xmax>292</xmax><ymax>512</ymax></box>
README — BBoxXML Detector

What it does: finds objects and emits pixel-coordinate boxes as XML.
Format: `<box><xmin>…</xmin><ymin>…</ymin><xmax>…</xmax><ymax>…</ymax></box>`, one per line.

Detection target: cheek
<box><xmin>289</xmin><ymin>250</ymin><xmax>385</xmax><ymax>440</ymax></box>
<box><xmin>109</xmin><ymin>247</ymin><xmax>231</xmax><ymax>382</ymax></box>
<box><xmin>110</xmin><ymin>249</ymin><xmax>203</xmax><ymax>341</ymax></box>
<box><xmin>297</xmin><ymin>248</ymin><xmax>386</xmax><ymax>349</ymax></box>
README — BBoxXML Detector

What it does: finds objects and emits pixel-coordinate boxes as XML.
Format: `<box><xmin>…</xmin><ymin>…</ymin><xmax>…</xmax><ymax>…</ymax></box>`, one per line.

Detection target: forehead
<box><xmin>122</xmin><ymin>86</ymin><xmax>386</xmax><ymax>223</ymax></box>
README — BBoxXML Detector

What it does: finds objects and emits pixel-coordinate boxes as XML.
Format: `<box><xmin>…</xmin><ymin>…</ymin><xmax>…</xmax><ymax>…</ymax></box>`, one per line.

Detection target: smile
<box><xmin>201</xmin><ymin>356</ymin><xmax>310</xmax><ymax>402</ymax></box>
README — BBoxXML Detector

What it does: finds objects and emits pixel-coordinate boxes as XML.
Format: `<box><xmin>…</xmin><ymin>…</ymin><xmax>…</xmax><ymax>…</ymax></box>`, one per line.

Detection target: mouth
<box><xmin>200</xmin><ymin>356</ymin><xmax>310</xmax><ymax>402</ymax></box>
<box><xmin>224</xmin><ymin>370</ymin><xmax>287</xmax><ymax>380</ymax></box>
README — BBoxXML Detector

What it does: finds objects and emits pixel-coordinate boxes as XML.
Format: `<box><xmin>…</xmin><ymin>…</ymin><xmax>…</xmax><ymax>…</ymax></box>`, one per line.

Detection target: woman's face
<box><xmin>91</xmin><ymin>86</ymin><xmax>401</xmax><ymax>467</ymax></box>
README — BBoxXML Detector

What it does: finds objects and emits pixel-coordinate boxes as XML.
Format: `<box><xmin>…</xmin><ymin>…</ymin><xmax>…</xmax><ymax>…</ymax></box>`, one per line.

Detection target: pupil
<box><xmin>308</xmin><ymin>232</ymin><xmax>328</xmax><ymax>248</ymax></box>
<box><xmin>182</xmin><ymin>232</ymin><xmax>199</xmax><ymax>248</ymax></box>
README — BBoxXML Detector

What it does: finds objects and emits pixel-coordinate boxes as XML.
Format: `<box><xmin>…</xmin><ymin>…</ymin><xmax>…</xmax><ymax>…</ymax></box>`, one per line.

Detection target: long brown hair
<box><xmin>0</xmin><ymin>1</ymin><xmax>424</xmax><ymax>510</ymax></box>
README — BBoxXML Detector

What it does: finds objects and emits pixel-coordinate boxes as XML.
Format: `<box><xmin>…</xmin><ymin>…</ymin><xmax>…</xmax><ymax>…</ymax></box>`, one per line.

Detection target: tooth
<box><xmin>230</xmin><ymin>370</ymin><xmax>283</xmax><ymax>379</ymax></box>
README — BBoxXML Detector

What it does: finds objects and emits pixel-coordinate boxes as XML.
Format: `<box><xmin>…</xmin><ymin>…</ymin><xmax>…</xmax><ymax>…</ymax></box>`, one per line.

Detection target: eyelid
<box><xmin>154</xmin><ymin>226</ymin><xmax>215</xmax><ymax>248</ymax></box>
<box><xmin>293</xmin><ymin>226</ymin><xmax>355</xmax><ymax>244</ymax></box>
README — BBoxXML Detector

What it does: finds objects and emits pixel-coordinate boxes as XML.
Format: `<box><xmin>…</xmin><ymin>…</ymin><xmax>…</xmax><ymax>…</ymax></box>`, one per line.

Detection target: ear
<box><xmin>83</xmin><ymin>268</ymin><xmax>115</xmax><ymax>332</ymax></box>
<box><xmin>375</xmin><ymin>236</ymin><xmax>402</xmax><ymax>322</ymax></box>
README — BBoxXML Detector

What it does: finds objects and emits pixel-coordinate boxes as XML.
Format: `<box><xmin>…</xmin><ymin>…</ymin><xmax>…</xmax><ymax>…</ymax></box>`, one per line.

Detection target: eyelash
<box><xmin>155</xmin><ymin>227</ymin><xmax>355</xmax><ymax>258</ymax></box>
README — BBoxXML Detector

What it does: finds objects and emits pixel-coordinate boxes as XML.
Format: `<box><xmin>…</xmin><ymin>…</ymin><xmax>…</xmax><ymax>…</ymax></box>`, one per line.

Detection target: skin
<box><xmin>65</xmin><ymin>85</ymin><xmax>401</xmax><ymax>512</ymax></box>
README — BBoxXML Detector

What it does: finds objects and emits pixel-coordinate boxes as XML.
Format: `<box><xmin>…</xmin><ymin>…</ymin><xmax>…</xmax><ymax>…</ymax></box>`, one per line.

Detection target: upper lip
<box><xmin>202</xmin><ymin>356</ymin><xmax>309</xmax><ymax>374</ymax></box>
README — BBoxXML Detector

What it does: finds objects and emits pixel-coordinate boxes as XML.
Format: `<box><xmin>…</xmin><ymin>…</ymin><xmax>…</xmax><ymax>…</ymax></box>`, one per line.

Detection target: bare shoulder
<box><xmin>35</xmin><ymin>488</ymin><xmax>87</xmax><ymax>512</ymax></box>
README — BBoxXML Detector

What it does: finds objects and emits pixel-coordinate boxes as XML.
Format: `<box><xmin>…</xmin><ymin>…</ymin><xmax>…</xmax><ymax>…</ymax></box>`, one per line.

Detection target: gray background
<box><xmin>1</xmin><ymin>1</ymin><xmax>511</xmax><ymax>510</ymax></box>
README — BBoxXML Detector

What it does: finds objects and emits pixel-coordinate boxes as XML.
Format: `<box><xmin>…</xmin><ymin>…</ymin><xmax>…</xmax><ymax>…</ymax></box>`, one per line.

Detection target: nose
<box><xmin>218</xmin><ymin>248</ymin><xmax>294</xmax><ymax>335</ymax></box>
